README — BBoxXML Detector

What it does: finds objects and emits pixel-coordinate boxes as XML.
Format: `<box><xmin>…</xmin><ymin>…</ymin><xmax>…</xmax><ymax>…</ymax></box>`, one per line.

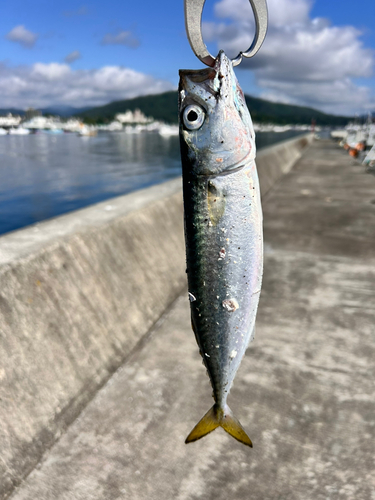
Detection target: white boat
<box><xmin>0</xmin><ymin>128</ymin><xmax>7</xmax><ymax>135</ymax></box>
<box><xmin>367</xmin><ymin>125</ymin><xmax>375</xmax><ymax>147</ymax></box>
<box><xmin>124</xmin><ymin>125</ymin><xmax>142</xmax><ymax>134</ymax></box>
<box><xmin>272</xmin><ymin>125</ymin><xmax>292</xmax><ymax>133</ymax></box>
<box><xmin>78</xmin><ymin>125</ymin><xmax>97</xmax><ymax>137</ymax></box>
<box><xmin>346</xmin><ymin>132</ymin><xmax>358</xmax><ymax>148</ymax></box>
<box><xmin>9</xmin><ymin>127</ymin><xmax>31</xmax><ymax>135</ymax></box>
<box><xmin>104</xmin><ymin>121</ymin><xmax>123</xmax><ymax>132</ymax></box>
<box><xmin>158</xmin><ymin>124</ymin><xmax>179</xmax><ymax>137</ymax></box>
<box><xmin>363</xmin><ymin>144</ymin><xmax>375</xmax><ymax>167</ymax></box>
<box><xmin>342</xmin><ymin>117</ymin><xmax>375</xmax><ymax>150</ymax></box>
<box><xmin>331</xmin><ymin>129</ymin><xmax>348</xmax><ymax>140</ymax></box>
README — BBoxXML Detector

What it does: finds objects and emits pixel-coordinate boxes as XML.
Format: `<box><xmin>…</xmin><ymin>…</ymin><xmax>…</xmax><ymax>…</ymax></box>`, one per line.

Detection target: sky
<box><xmin>0</xmin><ymin>0</ymin><xmax>374</xmax><ymax>115</ymax></box>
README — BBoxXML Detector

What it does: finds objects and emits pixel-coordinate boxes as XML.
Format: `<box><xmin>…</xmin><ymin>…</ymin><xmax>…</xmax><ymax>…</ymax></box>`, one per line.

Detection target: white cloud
<box><xmin>32</xmin><ymin>63</ymin><xmax>71</xmax><ymax>80</ymax></box>
<box><xmin>213</xmin><ymin>0</ymin><xmax>311</xmax><ymax>26</ymax></box>
<box><xmin>202</xmin><ymin>0</ymin><xmax>375</xmax><ymax>115</ymax></box>
<box><xmin>64</xmin><ymin>51</ymin><xmax>82</xmax><ymax>64</ymax></box>
<box><xmin>101</xmin><ymin>30</ymin><xmax>140</xmax><ymax>48</ymax></box>
<box><xmin>0</xmin><ymin>63</ymin><xmax>174</xmax><ymax>109</ymax></box>
<box><xmin>5</xmin><ymin>25</ymin><xmax>38</xmax><ymax>48</ymax></box>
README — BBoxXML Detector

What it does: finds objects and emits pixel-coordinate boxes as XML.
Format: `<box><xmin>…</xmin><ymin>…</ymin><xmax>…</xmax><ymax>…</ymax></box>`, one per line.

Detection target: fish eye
<box><xmin>183</xmin><ymin>104</ymin><xmax>205</xmax><ymax>130</ymax></box>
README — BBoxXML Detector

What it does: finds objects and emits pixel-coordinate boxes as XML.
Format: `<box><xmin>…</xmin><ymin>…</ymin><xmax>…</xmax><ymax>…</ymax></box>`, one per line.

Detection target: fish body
<box><xmin>179</xmin><ymin>52</ymin><xmax>263</xmax><ymax>446</ymax></box>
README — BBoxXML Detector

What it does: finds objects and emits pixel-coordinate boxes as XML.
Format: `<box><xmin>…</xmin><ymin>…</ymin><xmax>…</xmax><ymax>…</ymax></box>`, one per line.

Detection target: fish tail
<box><xmin>185</xmin><ymin>405</ymin><xmax>220</xmax><ymax>443</ymax></box>
<box><xmin>185</xmin><ymin>404</ymin><xmax>252</xmax><ymax>447</ymax></box>
<box><xmin>220</xmin><ymin>406</ymin><xmax>253</xmax><ymax>447</ymax></box>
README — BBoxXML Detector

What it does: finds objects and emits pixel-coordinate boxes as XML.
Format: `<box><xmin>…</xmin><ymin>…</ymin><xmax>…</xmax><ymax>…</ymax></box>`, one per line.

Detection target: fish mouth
<box><xmin>179</xmin><ymin>51</ymin><xmax>235</xmax><ymax>102</ymax></box>
<box><xmin>179</xmin><ymin>51</ymin><xmax>229</xmax><ymax>83</ymax></box>
<box><xmin>214</xmin><ymin>51</ymin><xmax>231</xmax><ymax>77</ymax></box>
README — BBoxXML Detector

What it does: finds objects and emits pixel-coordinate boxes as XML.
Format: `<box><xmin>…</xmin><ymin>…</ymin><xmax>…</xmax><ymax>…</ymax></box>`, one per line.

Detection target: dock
<box><xmin>1</xmin><ymin>138</ymin><xmax>374</xmax><ymax>499</ymax></box>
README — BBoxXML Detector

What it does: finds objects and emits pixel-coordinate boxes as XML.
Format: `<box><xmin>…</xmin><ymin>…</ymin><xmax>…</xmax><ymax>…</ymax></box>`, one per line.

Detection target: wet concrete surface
<box><xmin>9</xmin><ymin>140</ymin><xmax>375</xmax><ymax>500</ymax></box>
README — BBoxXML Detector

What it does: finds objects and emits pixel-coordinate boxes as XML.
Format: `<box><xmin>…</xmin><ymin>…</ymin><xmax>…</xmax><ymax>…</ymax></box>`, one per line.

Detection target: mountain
<box><xmin>74</xmin><ymin>91</ymin><xmax>352</xmax><ymax>126</ymax></box>
<box><xmin>0</xmin><ymin>108</ymin><xmax>25</xmax><ymax>116</ymax></box>
<box><xmin>244</xmin><ymin>96</ymin><xmax>351</xmax><ymax>126</ymax></box>
<box><xmin>0</xmin><ymin>92</ymin><xmax>353</xmax><ymax>125</ymax></box>
<box><xmin>0</xmin><ymin>105</ymin><xmax>90</xmax><ymax>118</ymax></box>
<box><xmin>75</xmin><ymin>92</ymin><xmax>179</xmax><ymax>124</ymax></box>
<box><xmin>41</xmin><ymin>105</ymin><xmax>91</xmax><ymax>117</ymax></box>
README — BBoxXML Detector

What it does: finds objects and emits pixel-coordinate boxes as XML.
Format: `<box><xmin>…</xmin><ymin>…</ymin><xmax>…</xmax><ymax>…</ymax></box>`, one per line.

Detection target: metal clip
<box><xmin>184</xmin><ymin>0</ymin><xmax>268</xmax><ymax>67</ymax></box>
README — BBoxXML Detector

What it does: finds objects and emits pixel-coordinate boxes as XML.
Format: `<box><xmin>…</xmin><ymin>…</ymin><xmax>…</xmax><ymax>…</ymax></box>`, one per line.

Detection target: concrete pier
<box><xmin>2</xmin><ymin>136</ymin><xmax>375</xmax><ymax>499</ymax></box>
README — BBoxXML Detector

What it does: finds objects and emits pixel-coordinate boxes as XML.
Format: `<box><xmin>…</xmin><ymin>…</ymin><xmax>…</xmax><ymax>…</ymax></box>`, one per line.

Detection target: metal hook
<box><xmin>184</xmin><ymin>0</ymin><xmax>268</xmax><ymax>67</ymax></box>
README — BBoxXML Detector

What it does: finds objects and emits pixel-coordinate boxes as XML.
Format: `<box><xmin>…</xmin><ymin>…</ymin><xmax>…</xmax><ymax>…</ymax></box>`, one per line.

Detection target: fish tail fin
<box><xmin>185</xmin><ymin>404</ymin><xmax>252</xmax><ymax>447</ymax></box>
<box><xmin>185</xmin><ymin>405</ymin><xmax>220</xmax><ymax>443</ymax></box>
<box><xmin>220</xmin><ymin>406</ymin><xmax>253</xmax><ymax>447</ymax></box>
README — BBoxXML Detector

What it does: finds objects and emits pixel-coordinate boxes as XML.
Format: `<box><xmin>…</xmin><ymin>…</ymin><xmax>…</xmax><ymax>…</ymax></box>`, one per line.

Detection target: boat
<box><xmin>0</xmin><ymin>128</ymin><xmax>7</xmax><ymax>135</ymax></box>
<box><xmin>8</xmin><ymin>127</ymin><xmax>31</xmax><ymax>135</ymax></box>
<box><xmin>331</xmin><ymin>129</ymin><xmax>348</xmax><ymax>140</ymax></box>
<box><xmin>363</xmin><ymin>144</ymin><xmax>375</xmax><ymax>168</ymax></box>
<box><xmin>78</xmin><ymin>125</ymin><xmax>97</xmax><ymax>137</ymax></box>
<box><xmin>158</xmin><ymin>124</ymin><xmax>179</xmax><ymax>137</ymax></box>
<box><xmin>104</xmin><ymin>121</ymin><xmax>123</xmax><ymax>132</ymax></box>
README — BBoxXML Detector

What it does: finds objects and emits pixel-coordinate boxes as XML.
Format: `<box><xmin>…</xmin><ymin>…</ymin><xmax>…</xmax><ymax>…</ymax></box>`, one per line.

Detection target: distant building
<box><xmin>25</xmin><ymin>108</ymin><xmax>42</xmax><ymax>121</ymax></box>
<box><xmin>115</xmin><ymin>109</ymin><xmax>151</xmax><ymax>124</ymax></box>
<box><xmin>0</xmin><ymin>114</ymin><xmax>22</xmax><ymax>127</ymax></box>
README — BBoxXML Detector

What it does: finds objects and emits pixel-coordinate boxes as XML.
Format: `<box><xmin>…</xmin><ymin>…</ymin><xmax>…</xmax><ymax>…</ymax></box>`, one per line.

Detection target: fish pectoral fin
<box><xmin>185</xmin><ymin>405</ymin><xmax>220</xmax><ymax>443</ymax></box>
<box><xmin>220</xmin><ymin>406</ymin><xmax>253</xmax><ymax>447</ymax></box>
<box><xmin>185</xmin><ymin>404</ymin><xmax>252</xmax><ymax>447</ymax></box>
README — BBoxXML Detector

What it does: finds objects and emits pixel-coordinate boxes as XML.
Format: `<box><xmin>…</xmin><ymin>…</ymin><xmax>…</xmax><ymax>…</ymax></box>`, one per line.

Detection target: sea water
<box><xmin>0</xmin><ymin>129</ymin><xmax>303</xmax><ymax>236</ymax></box>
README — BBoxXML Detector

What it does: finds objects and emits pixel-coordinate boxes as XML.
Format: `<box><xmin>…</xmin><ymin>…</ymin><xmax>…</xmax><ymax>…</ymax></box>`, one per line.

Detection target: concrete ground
<box><xmin>9</xmin><ymin>140</ymin><xmax>375</xmax><ymax>500</ymax></box>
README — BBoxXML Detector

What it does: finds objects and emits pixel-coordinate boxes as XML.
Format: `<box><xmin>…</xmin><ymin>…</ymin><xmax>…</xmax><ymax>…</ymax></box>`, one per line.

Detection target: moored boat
<box><xmin>9</xmin><ymin>127</ymin><xmax>31</xmax><ymax>135</ymax></box>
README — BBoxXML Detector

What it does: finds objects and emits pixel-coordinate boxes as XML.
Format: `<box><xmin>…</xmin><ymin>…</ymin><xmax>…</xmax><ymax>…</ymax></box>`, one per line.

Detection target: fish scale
<box><xmin>179</xmin><ymin>51</ymin><xmax>263</xmax><ymax>446</ymax></box>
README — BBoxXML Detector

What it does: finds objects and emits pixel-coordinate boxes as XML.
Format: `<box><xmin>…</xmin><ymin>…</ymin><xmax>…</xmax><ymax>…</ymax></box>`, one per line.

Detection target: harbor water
<box><xmin>0</xmin><ymin>129</ymin><xmax>304</xmax><ymax>236</ymax></box>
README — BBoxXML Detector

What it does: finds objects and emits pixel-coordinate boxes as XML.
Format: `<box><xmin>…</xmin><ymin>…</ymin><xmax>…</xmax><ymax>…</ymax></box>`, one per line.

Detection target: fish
<box><xmin>179</xmin><ymin>51</ymin><xmax>263</xmax><ymax>447</ymax></box>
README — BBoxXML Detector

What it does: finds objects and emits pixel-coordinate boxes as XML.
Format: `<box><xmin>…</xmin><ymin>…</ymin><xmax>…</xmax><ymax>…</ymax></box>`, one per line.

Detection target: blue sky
<box><xmin>0</xmin><ymin>0</ymin><xmax>374</xmax><ymax>115</ymax></box>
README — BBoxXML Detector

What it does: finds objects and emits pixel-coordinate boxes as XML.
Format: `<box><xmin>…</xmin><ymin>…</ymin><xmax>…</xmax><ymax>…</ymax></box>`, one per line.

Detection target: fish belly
<box><xmin>183</xmin><ymin>159</ymin><xmax>263</xmax><ymax>404</ymax></box>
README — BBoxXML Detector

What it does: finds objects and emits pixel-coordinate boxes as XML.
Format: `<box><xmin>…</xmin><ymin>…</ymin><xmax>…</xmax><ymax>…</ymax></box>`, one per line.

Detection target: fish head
<box><xmin>179</xmin><ymin>51</ymin><xmax>255</xmax><ymax>176</ymax></box>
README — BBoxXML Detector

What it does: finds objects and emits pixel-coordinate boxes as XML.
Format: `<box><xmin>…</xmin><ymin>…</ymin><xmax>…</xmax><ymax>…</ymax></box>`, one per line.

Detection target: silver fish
<box><xmin>179</xmin><ymin>51</ymin><xmax>263</xmax><ymax>447</ymax></box>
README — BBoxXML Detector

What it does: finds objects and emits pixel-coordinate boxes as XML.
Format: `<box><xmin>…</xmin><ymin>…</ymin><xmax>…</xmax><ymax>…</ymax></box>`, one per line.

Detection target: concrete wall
<box><xmin>257</xmin><ymin>133</ymin><xmax>314</xmax><ymax>196</ymax></box>
<box><xmin>0</xmin><ymin>180</ymin><xmax>186</xmax><ymax>498</ymax></box>
<box><xmin>0</xmin><ymin>133</ymin><xmax>313</xmax><ymax>499</ymax></box>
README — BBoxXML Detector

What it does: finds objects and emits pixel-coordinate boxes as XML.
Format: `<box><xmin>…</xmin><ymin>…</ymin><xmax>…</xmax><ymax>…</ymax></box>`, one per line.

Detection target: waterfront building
<box><xmin>115</xmin><ymin>109</ymin><xmax>152</xmax><ymax>124</ymax></box>
<box><xmin>0</xmin><ymin>114</ymin><xmax>22</xmax><ymax>127</ymax></box>
<box><xmin>25</xmin><ymin>108</ymin><xmax>42</xmax><ymax>121</ymax></box>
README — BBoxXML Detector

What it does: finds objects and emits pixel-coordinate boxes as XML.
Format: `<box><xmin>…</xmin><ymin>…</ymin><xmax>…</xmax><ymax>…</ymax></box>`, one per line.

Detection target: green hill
<box><xmin>76</xmin><ymin>92</ymin><xmax>178</xmax><ymax>125</ymax></box>
<box><xmin>244</xmin><ymin>96</ymin><xmax>351</xmax><ymax>126</ymax></box>
<box><xmin>75</xmin><ymin>91</ymin><xmax>351</xmax><ymax>126</ymax></box>
<box><xmin>0</xmin><ymin>108</ymin><xmax>25</xmax><ymax>116</ymax></box>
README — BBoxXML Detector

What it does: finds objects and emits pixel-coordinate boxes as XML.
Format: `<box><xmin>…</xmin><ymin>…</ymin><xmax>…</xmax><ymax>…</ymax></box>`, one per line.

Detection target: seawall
<box><xmin>0</xmin><ymin>133</ymin><xmax>313</xmax><ymax>499</ymax></box>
